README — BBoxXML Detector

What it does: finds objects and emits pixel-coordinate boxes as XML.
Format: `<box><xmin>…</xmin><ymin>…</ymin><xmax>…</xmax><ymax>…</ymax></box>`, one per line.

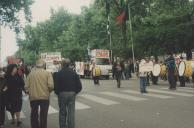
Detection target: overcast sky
<box><xmin>1</xmin><ymin>0</ymin><xmax>93</xmax><ymax>62</ymax></box>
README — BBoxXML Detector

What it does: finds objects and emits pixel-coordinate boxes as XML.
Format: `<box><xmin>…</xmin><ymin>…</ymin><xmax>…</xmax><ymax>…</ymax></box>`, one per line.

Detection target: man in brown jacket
<box><xmin>25</xmin><ymin>59</ymin><xmax>54</xmax><ymax>128</ymax></box>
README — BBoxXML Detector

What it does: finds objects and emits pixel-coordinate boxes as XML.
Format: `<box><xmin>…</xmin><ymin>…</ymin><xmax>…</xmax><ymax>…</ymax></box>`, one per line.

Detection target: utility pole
<box><xmin>0</xmin><ymin>26</ymin><xmax>2</xmax><ymax>67</ymax></box>
<box><xmin>107</xmin><ymin>15</ymin><xmax>113</xmax><ymax>62</ymax></box>
<box><xmin>128</xmin><ymin>3</ymin><xmax>135</xmax><ymax>69</ymax></box>
<box><xmin>105</xmin><ymin>0</ymin><xmax>113</xmax><ymax>62</ymax></box>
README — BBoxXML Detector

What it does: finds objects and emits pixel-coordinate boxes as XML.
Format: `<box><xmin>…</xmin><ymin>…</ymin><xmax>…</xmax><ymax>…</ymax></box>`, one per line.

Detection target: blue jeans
<box><xmin>140</xmin><ymin>77</ymin><xmax>147</xmax><ymax>92</ymax></box>
<box><xmin>58</xmin><ymin>92</ymin><xmax>76</xmax><ymax>128</ymax></box>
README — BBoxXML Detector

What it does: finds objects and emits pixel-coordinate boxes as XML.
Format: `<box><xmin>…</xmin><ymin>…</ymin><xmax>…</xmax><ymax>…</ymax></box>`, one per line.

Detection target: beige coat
<box><xmin>25</xmin><ymin>68</ymin><xmax>54</xmax><ymax>101</ymax></box>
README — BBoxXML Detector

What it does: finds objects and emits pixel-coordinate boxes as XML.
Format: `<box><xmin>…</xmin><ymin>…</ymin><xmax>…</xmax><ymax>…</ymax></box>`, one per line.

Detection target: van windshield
<box><xmin>96</xmin><ymin>58</ymin><xmax>110</xmax><ymax>65</ymax></box>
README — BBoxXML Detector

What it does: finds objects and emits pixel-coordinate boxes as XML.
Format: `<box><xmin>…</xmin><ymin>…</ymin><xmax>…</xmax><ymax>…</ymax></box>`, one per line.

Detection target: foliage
<box><xmin>17</xmin><ymin>0</ymin><xmax>194</xmax><ymax>63</ymax></box>
<box><xmin>0</xmin><ymin>0</ymin><xmax>33</xmax><ymax>32</ymax></box>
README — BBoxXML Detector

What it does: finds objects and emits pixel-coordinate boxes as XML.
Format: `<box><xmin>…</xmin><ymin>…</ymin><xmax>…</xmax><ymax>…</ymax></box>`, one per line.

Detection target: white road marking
<box><xmin>48</xmin><ymin>105</ymin><xmax>58</xmax><ymax>114</ymax></box>
<box><xmin>147</xmin><ymin>89</ymin><xmax>194</xmax><ymax>97</ymax></box>
<box><xmin>49</xmin><ymin>102</ymin><xmax>90</xmax><ymax>111</ymax></box>
<box><xmin>178</xmin><ymin>87</ymin><xmax>194</xmax><ymax>90</ymax></box>
<box><xmin>100</xmin><ymin>92</ymin><xmax>147</xmax><ymax>101</ymax></box>
<box><xmin>7</xmin><ymin>111</ymin><xmax>25</xmax><ymax>120</ymax></box>
<box><xmin>75</xmin><ymin>101</ymin><xmax>90</xmax><ymax>110</ymax></box>
<box><xmin>80</xmin><ymin>94</ymin><xmax>119</xmax><ymax>105</ymax></box>
<box><xmin>161</xmin><ymin>87</ymin><xmax>194</xmax><ymax>93</ymax></box>
<box><xmin>122</xmin><ymin>90</ymin><xmax>174</xmax><ymax>99</ymax></box>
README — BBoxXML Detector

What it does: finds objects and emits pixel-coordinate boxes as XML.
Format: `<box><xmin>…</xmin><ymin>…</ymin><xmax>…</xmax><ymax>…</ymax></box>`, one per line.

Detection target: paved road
<box><xmin>4</xmin><ymin>79</ymin><xmax>194</xmax><ymax>128</ymax></box>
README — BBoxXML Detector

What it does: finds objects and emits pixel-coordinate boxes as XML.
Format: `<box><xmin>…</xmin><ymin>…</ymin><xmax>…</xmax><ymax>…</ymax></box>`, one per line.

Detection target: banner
<box><xmin>91</xmin><ymin>49</ymin><xmax>109</xmax><ymax>58</ymax></box>
<box><xmin>41</xmin><ymin>52</ymin><xmax>61</xmax><ymax>62</ymax></box>
<box><xmin>139</xmin><ymin>61</ymin><xmax>153</xmax><ymax>72</ymax></box>
<box><xmin>75</xmin><ymin>62</ymin><xmax>84</xmax><ymax>76</ymax></box>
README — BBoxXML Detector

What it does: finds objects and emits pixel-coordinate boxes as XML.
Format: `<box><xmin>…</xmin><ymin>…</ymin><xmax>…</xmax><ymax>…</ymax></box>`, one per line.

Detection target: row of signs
<box><xmin>41</xmin><ymin>52</ymin><xmax>62</xmax><ymax>62</ymax></box>
<box><xmin>91</xmin><ymin>49</ymin><xmax>109</xmax><ymax>58</ymax></box>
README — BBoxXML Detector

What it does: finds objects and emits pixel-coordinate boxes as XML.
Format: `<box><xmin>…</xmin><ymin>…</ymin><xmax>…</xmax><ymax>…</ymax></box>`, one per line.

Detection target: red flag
<box><xmin>116</xmin><ymin>11</ymin><xmax>126</xmax><ymax>25</ymax></box>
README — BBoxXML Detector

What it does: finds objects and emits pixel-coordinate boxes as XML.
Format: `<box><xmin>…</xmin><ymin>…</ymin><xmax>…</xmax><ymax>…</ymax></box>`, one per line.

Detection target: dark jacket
<box><xmin>5</xmin><ymin>74</ymin><xmax>25</xmax><ymax>101</ymax></box>
<box><xmin>0</xmin><ymin>77</ymin><xmax>5</xmax><ymax>94</ymax></box>
<box><xmin>165</xmin><ymin>56</ymin><xmax>176</xmax><ymax>71</ymax></box>
<box><xmin>54</xmin><ymin>67</ymin><xmax>82</xmax><ymax>95</ymax></box>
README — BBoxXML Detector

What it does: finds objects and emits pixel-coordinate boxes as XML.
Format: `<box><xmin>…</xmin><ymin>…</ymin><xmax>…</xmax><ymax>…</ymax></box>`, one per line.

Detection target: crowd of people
<box><xmin>0</xmin><ymin>54</ymin><xmax>194</xmax><ymax>128</ymax></box>
<box><xmin>137</xmin><ymin>53</ymin><xmax>194</xmax><ymax>93</ymax></box>
<box><xmin>112</xmin><ymin>59</ymin><xmax>134</xmax><ymax>88</ymax></box>
<box><xmin>110</xmin><ymin>54</ymin><xmax>194</xmax><ymax>93</ymax></box>
<box><xmin>0</xmin><ymin>58</ymin><xmax>82</xmax><ymax>128</ymax></box>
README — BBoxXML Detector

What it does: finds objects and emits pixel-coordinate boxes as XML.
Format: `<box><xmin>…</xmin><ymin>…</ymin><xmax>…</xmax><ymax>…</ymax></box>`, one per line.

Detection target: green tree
<box><xmin>0</xmin><ymin>0</ymin><xmax>33</xmax><ymax>32</ymax></box>
<box><xmin>17</xmin><ymin>0</ymin><xmax>194</xmax><ymax>62</ymax></box>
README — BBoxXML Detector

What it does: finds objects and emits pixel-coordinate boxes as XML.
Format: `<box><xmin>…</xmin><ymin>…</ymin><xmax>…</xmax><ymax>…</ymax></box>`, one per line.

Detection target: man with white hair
<box><xmin>25</xmin><ymin>59</ymin><xmax>54</xmax><ymax>128</ymax></box>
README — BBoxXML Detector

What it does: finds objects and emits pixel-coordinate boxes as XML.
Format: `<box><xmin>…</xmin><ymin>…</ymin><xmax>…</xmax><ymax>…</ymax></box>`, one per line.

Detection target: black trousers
<box><xmin>151</xmin><ymin>73</ymin><xmax>158</xmax><ymax>85</ymax></box>
<box><xmin>116</xmin><ymin>72</ymin><xmax>122</xmax><ymax>88</ymax></box>
<box><xmin>30</xmin><ymin>100</ymin><xmax>49</xmax><ymax>128</ymax></box>
<box><xmin>192</xmin><ymin>73</ymin><xmax>194</xmax><ymax>83</ymax></box>
<box><xmin>179</xmin><ymin>76</ymin><xmax>185</xmax><ymax>87</ymax></box>
<box><xmin>0</xmin><ymin>93</ymin><xmax>5</xmax><ymax>126</ymax></box>
<box><xmin>93</xmin><ymin>76</ymin><xmax>99</xmax><ymax>85</ymax></box>
<box><xmin>146</xmin><ymin>73</ymin><xmax>150</xmax><ymax>86</ymax></box>
<box><xmin>112</xmin><ymin>70</ymin><xmax>116</xmax><ymax>79</ymax></box>
<box><xmin>168</xmin><ymin>70</ymin><xmax>177</xmax><ymax>89</ymax></box>
<box><xmin>116</xmin><ymin>77</ymin><xmax>121</xmax><ymax>88</ymax></box>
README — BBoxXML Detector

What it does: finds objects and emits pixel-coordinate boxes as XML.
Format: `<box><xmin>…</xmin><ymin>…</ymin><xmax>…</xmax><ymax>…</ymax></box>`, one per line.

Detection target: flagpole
<box><xmin>128</xmin><ymin>3</ymin><xmax>135</xmax><ymax>69</ymax></box>
<box><xmin>0</xmin><ymin>26</ymin><xmax>1</xmax><ymax>67</ymax></box>
<box><xmin>105</xmin><ymin>0</ymin><xmax>112</xmax><ymax>62</ymax></box>
<box><xmin>107</xmin><ymin>15</ymin><xmax>113</xmax><ymax>62</ymax></box>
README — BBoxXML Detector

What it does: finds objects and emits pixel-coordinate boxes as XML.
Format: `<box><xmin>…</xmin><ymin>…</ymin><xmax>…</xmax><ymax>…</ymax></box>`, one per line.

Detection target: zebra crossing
<box><xmin>147</xmin><ymin>89</ymin><xmax>194</xmax><ymax>97</ymax></box>
<box><xmin>5</xmin><ymin>87</ymin><xmax>194</xmax><ymax>120</ymax></box>
<box><xmin>100</xmin><ymin>92</ymin><xmax>147</xmax><ymax>101</ymax></box>
<box><xmin>79</xmin><ymin>94</ymin><xmax>119</xmax><ymax>105</ymax></box>
<box><xmin>161</xmin><ymin>87</ymin><xmax>194</xmax><ymax>93</ymax></box>
<box><xmin>122</xmin><ymin>90</ymin><xmax>174</xmax><ymax>99</ymax></box>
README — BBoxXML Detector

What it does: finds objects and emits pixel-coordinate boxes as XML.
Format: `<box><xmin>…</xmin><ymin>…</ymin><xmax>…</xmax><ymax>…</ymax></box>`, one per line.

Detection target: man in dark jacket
<box><xmin>165</xmin><ymin>53</ymin><xmax>177</xmax><ymax>90</ymax></box>
<box><xmin>54</xmin><ymin>58</ymin><xmax>82</xmax><ymax>128</ymax></box>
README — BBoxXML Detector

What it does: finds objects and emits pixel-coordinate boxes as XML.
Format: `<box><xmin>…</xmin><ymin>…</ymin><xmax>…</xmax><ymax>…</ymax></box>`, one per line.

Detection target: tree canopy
<box><xmin>16</xmin><ymin>0</ymin><xmax>194</xmax><ymax>64</ymax></box>
<box><xmin>0</xmin><ymin>0</ymin><xmax>33</xmax><ymax>32</ymax></box>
